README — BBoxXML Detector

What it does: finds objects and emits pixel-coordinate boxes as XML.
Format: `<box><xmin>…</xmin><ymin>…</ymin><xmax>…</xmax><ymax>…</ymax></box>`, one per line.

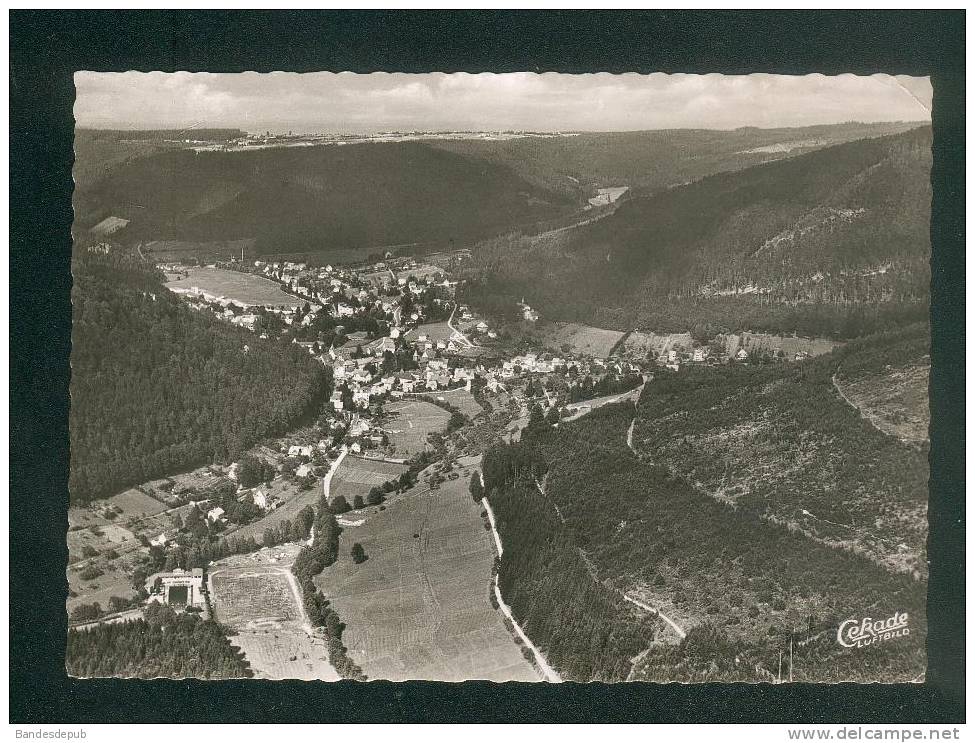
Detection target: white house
<box><xmin>296</xmin><ymin>463</ymin><xmax>313</xmax><ymax>479</ymax></box>
<box><xmin>207</xmin><ymin>507</ymin><xmax>226</xmax><ymax>523</ymax></box>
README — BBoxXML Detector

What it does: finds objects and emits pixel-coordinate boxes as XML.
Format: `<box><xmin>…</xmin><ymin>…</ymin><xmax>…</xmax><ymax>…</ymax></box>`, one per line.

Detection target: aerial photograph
<box><xmin>66</xmin><ymin>71</ymin><xmax>932</xmax><ymax>684</ymax></box>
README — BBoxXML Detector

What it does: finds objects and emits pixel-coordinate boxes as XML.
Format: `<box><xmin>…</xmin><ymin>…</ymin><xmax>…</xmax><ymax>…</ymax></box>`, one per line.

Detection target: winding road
<box><xmin>622</xmin><ymin>593</ymin><xmax>687</xmax><ymax>641</ymax></box>
<box><xmin>321</xmin><ymin>446</ymin><xmax>349</xmax><ymax>504</ymax></box>
<box><xmin>446</xmin><ymin>302</ymin><xmax>475</xmax><ymax>348</ymax></box>
<box><xmin>482</xmin><ymin>496</ymin><xmax>563</xmax><ymax>683</ymax></box>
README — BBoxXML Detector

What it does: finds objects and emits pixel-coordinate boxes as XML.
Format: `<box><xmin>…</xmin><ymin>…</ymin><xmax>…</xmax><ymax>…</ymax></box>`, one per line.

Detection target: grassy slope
<box><xmin>314</xmin><ymin>473</ymin><xmax>539</xmax><ymax>682</ymax></box>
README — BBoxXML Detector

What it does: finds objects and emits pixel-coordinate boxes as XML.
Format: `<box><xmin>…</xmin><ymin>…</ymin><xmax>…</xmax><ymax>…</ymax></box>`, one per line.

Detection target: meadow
<box><xmin>403</xmin><ymin>322</ymin><xmax>457</xmax><ymax>344</ymax></box>
<box><xmin>165</xmin><ymin>267</ymin><xmax>302</xmax><ymax>308</ymax></box>
<box><xmin>329</xmin><ymin>457</ymin><xmax>409</xmax><ymax>506</ymax></box>
<box><xmin>384</xmin><ymin>400</ymin><xmax>451</xmax><ymax>457</ymax></box>
<box><xmin>421</xmin><ymin>386</ymin><xmax>484</xmax><ymax>418</ymax></box>
<box><xmin>537</xmin><ymin>322</ymin><xmax>625</xmax><ymax>357</ymax></box>
<box><xmin>314</xmin><ymin>475</ymin><xmax>539</xmax><ymax>682</ymax></box>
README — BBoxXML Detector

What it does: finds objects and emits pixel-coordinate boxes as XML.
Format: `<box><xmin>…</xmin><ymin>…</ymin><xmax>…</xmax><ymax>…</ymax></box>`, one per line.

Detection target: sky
<box><xmin>74</xmin><ymin>72</ymin><xmax>932</xmax><ymax>134</ymax></box>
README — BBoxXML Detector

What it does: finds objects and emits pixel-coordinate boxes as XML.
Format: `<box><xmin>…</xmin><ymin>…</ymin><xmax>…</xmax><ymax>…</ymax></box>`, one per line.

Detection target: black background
<box><xmin>9</xmin><ymin>10</ymin><xmax>965</xmax><ymax>724</ymax></box>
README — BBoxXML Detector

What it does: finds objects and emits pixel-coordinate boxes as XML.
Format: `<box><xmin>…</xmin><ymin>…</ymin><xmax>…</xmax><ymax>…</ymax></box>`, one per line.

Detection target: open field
<box><xmin>90</xmin><ymin>215</ymin><xmax>129</xmax><ymax>236</ymax></box>
<box><xmin>384</xmin><ymin>400</ymin><xmax>451</xmax><ymax>457</ymax></box>
<box><xmin>330</xmin><ymin>457</ymin><xmax>408</xmax><ymax>505</ymax></box>
<box><xmin>210</xmin><ymin>566</ymin><xmax>302</xmax><ymax>628</ymax></box>
<box><xmin>403</xmin><ymin>322</ymin><xmax>457</xmax><ymax>344</ymax></box>
<box><xmin>230</xmin><ymin>632</ymin><xmax>338</xmax><ymax>681</ymax></box>
<box><xmin>165</xmin><ymin>267</ymin><xmax>301</xmax><ymax>308</ymax></box>
<box><xmin>314</xmin><ymin>475</ymin><xmax>539</xmax><ymax>682</ymax></box>
<box><xmin>538</xmin><ymin>322</ymin><xmax>625</xmax><ymax>357</ymax></box>
<box><xmin>421</xmin><ymin>387</ymin><xmax>484</xmax><ymax>418</ymax></box>
<box><xmin>834</xmin><ymin>358</ymin><xmax>930</xmax><ymax>446</ymax></box>
<box><xmin>66</xmin><ymin>543</ymin><xmax>142</xmax><ymax>614</ymax></box>
<box><xmin>67</xmin><ymin>488</ymin><xmax>168</xmax><ymax>531</ymax></box>
<box><xmin>209</xmin><ymin>546</ymin><xmax>340</xmax><ymax>680</ymax></box>
<box><xmin>562</xmin><ymin>383</ymin><xmax>644</xmax><ymax>423</ymax></box>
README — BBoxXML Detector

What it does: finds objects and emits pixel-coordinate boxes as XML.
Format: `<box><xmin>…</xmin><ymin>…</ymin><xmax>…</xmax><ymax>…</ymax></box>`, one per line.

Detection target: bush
<box><xmin>330</xmin><ymin>495</ymin><xmax>351</xmax><ymax>514</ymax></box>
<box><xmin>80</xmin><ymin>565</ymin><xmax>104</xmax><ymax>581</ymax></box>
<box><xmin>351</xmin><ymin>543</ymin><xmax>367</xmax><ymax>565</ymax></box>
<box><xmin>69</xmin><ymin>602</ymin><xmax>102</xmax><ymax>622</ymax></box>
<box><xmin>82</xmin><ymin>546</ymin><xmax>99</xmax><ymax>558</ymax></box>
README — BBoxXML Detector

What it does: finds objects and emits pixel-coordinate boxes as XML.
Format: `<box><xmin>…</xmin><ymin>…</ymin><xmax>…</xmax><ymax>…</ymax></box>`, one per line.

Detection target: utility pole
<box><xmin>789</xmin><ymin>634</ymin><xmax>794</xmax><ymax>683</ymax></box>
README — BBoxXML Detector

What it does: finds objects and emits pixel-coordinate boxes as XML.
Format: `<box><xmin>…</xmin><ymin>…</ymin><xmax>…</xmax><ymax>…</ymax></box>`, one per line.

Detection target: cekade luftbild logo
<box><xmin>837</xmin><ymin>612</ymin><xmax>910</xmax><ymax>649</ymax></box>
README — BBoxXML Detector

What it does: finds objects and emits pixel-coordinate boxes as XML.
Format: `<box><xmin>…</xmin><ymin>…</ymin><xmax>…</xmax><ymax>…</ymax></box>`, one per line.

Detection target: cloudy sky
<box><xmin>75</xmin><ymin>72</ymin><xmax>931</xmax><ymax>133</ymax></box>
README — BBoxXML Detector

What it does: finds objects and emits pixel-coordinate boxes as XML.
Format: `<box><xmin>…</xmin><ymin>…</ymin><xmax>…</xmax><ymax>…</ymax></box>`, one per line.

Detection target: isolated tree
<box><xmin>367</xmin><ymin>486</ymin><xmax>385</xmax><ymax>506</ymax></box>
<box><xmin>351</xmin><ymin>543</ymin><xmax>367</xmax><ymax>564</ymax></box>
<box><xmin>353</xmin><ymin>495</ymin><xmax>365</xmax><ymax>510</ymax></box>
<box><xmin>330</xmin><ymin>495</ymin><xmax>352</xmax><ymax>514</ymax></box>
<box><xmin>470</xmin><ymin>472</ymin><xmax>484</xmax><ymax>503</ymax></box>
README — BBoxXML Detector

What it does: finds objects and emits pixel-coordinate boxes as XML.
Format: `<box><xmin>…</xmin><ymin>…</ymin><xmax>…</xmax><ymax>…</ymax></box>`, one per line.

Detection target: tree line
<box><xmin>66</xmin><ymin>602</ymin><xmax>252</xmax><ymax>679</ymax></box>
<box><xmin>481</xmin><ymin>442</ymin><xmax>657</xmax><ymax>682</ymax></box>
<box><xmin>69</xmin><ymin>252</ymin><xmax>331</xmax><ymax>503</ymax></box>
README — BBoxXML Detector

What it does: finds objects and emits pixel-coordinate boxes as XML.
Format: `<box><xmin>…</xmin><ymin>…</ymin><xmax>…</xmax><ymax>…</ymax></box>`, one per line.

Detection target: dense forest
<box><xmin>69</xmin><ymin>253</ymin><xmax>330</xmax><ymax>503</ymax></box>
<box><xmin>482</xmin><ymin>442</ymin><xmax>658</xmax><ymax>682</ymax></box>
<box><xmin>632</xmin><ymin>323</ymin><xmax>930</xmax><ymax>575</ymax></box>
<box><xmin>461</xmin><ymin>127</ymin><xmax>931</xmax><ymax>338</ymax></box>
<box><xmin>479</xmin><ymin>329</ymin><xmax>929</xmax><ymax>682</ymax></box>
<box><xmin>72</xmin><ymin>141</ymin><xmax>573</xmax><ymax>255</ymax></box>
<box><xmin>430</xmin><ymin>122</ymin><xmax>922</xmax><ymax>199</ymax></box>
<box><xmin>66</xmin><ymin>602</ymin><xmax>252</xmax><ymax>679</ymax></box>
<box><xmin>515</xmin><ymin>402</ymin><xmax>925</xmax><ymax>681</ymax></box>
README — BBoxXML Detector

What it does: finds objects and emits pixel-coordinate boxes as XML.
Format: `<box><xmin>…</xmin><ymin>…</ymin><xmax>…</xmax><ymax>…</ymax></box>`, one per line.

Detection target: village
<box><xmin>67</xmin><ymin>248</ymin><xmax>844</xmax><ymax>657</ymax></box>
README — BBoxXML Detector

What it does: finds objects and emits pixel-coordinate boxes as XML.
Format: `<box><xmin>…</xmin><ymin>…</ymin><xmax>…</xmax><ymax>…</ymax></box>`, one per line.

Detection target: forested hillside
<box><xmin>462</xmin><ymin>127</ymin><xmax>931</xmax><ymax>337</ymax></box>
<box><xmin>69</xmin><ymin>253</ymin><xmax>330</xmax><ymax>503</ymax></box>
<box><xmin>482</xmin><ymin>444</ymin><xmax>659</xmax><ymax>682</ymax></box>
<box><xmin>632</xmin><ymin>323</ymin><xmax>930</xmax><ymax>575</ymax></box>
<box><xmin>66</xmin><ymin>603</ymin><xmax>252</xmax><ymax>679</ymax></box>
<box><xmin>487</xmin><ymin>366</ymin><xmax>926</xmax><ymax>682</ymax></box>
<box><xmin>72</xmin><ymin>141</ymin><xmax>573</xmax><ymax>255</ymax></box>
<box><xmin>429</xmin><ymin>122</ymin><xmax>923</xmax><ymax>199</ymax></box>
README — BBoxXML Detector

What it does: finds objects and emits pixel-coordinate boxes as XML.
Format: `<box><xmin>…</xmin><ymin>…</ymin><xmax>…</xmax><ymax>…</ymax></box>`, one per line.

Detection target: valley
<box><xmin>67</xmin><ymin>120</ymin><xmax>932</xmax><ymax>684</ymax></box>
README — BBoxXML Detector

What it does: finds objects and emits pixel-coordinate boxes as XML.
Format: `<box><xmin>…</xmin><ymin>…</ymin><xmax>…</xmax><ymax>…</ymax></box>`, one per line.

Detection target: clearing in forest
<box><xmin>539</xmin><ymin>322</ymin><xmax>626</xmax><ymax>357</ymax></box>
